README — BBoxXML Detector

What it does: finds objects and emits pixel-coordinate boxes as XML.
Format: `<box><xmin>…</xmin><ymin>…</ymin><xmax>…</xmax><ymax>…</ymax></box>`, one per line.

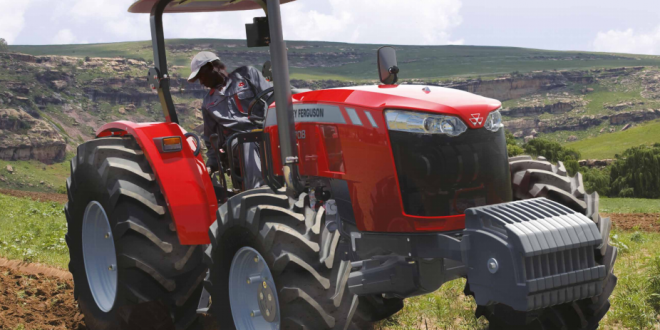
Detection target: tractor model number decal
<box><xmin>296</xmin><ymin>130</ymin><xmax>306</xmax><ymax>139</ymax></box>
<box><xmin>265</xmin><ymin>104</ymin><xmax>347</xmax><ymax>127</ymax></box>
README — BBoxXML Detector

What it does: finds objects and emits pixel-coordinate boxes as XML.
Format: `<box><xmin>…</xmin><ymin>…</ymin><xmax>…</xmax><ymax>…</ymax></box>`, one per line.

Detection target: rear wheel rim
<box><xmin>82</xmin><ymin>201</ymin><xmax>117</xmax><ymax>313</ymax></box>
<box><xmin>229</xmin><ymin>247</ymin><xmax>280</xmax><ymax>330</ymax></box>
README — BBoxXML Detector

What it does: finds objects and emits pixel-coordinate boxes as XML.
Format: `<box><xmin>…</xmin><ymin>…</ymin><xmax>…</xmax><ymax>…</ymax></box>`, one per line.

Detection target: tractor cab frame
<box><xmin>142</xmin><ymin>0</ymin><xmax>304</xmax><ymax>197</ymax></box>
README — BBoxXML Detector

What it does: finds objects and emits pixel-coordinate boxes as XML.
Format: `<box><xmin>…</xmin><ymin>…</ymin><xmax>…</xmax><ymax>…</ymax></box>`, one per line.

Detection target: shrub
<box><xmin>523</xmin><ymin>138</ymin><xmax>581</xmax><ymax>163</ymax></box>
<box><xmin>505</xmin><ymin>130</ymin><xmax>524</xmax><ymax>157</ymax></box>
<box><xmin>507</xmin><ymin>144</ymin><xmax>524</xmax><ymax>157</ymax></box>
<box><xmin>609</xmin><ymin>145</ymin><xmax>660</xmax><ymax>198</ymax></box>
<box><xmin>581</xmin><ymin>166</ymin><xmax>611</xmax><ymax>195</ymax></box>
<box><xmin>564</xmin><ymin>159</ymin><xmax>579</xmax><ymax>177</ymax></box>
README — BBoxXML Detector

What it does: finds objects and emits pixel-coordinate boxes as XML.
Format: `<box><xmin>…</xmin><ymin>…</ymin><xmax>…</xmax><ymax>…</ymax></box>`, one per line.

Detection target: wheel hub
<box><xmin>257</xmin><ymin>279</ymin><xmax>277</xmax><ymax>322</ymax></box>
<box><xmin>229</xmin><ymin>247</ymin><xmax>280</xmax><ymax>329</ymax></box>
<box><xmin>81</xmin><ymin>201</ymin><xmax>117</xmax><ymax>313</ymax></box>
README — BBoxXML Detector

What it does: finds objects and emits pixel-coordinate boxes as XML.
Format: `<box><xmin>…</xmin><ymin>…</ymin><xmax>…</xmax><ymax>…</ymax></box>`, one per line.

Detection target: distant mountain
<box><xmin>2</xmin><ymin>41</ymin><xmax>660</xmax><ymax>193</ymax></box>
<box><xmin>9</xmin><ymin>39</ymin><xmax>660</xmax><ymax>81</ymax></box>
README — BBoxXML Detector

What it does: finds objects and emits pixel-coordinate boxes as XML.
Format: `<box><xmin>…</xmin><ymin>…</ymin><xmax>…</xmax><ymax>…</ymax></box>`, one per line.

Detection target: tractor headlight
<box><xmin>484</xmin><ymin>108</ymin><xmax>504</xmax><ymax>132</ymax></box>
<box><xmin>385</xmin><ymin>110</ymin><xmax>468</xmax><ymax>137</ymax></box>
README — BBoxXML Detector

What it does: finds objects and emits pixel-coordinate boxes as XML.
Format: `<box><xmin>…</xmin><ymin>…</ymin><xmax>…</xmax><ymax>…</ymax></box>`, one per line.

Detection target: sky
<box><xmin>0</xmin><ymin>0</ymin><xmax>659</xmax><ymax>55</ymax></box>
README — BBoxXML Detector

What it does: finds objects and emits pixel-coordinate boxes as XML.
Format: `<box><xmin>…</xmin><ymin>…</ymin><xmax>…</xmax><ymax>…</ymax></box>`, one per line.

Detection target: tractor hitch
<box><xmin>348</xmin><ymin>198</ymin><xmax>608</xmax><ymax>312</ymax></box>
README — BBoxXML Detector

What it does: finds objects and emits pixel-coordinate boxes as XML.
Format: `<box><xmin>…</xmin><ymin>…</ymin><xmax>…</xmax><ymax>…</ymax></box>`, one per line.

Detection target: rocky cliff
<box><xmin>501</xmin><ymin>100</ymin><xmax>580</xmax><ymax>117</ymax></box>
<box><xmin>506</xmin><ymin>109</ymin><xmax>660</xmax><ymax>136</ymax></box>
<box><xmin>0</xmin><ymin>49</ymin><xmax>656</xmax><ymax>163</ymax></box>
<box><xmin>0</xmin><ymin>108</ymin><xmax>66</xmax><ymax>163</ymax></box>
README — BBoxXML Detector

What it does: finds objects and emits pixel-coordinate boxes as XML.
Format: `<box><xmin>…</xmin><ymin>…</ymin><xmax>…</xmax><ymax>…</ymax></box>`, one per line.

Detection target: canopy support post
<box><xmin>266</xmin><ymin>0</ymin><xmax>304</xmax><ymax>197</ymax></box>
<box><xmin>150</xmin><ymin>0</ymin><xmax>179</xmax><ymax>124</ymax></box>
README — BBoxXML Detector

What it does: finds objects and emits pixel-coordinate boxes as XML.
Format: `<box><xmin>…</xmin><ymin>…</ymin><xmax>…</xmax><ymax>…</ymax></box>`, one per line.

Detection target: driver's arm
<box><xmin>201</xmin><ymin>108</ymin><xmax>219</xmax><ymax>172</ymax></box>
<box><xmin>247</xmin><ymin>66</ymin><xmax>272</xmax><ymax>94</ymax></box>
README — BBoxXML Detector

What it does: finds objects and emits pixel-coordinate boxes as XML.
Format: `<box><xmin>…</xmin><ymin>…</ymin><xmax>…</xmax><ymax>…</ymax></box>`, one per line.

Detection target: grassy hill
<box><xmin>10</xmin><ymin>39</ymin><xmax>660</xmax><ymax>81</ymax></box>
<box><xmin>566</xmin><ymin>119</ymin><xmax>660</xmax><ymax>159</ymax></box>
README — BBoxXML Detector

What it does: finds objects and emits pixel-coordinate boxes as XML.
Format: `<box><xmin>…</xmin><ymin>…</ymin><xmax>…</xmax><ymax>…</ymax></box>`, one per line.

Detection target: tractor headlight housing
<box><xmin>385</xmin><ymin>110</ymin><xmax>468</xmax><ymax>137</ymax></box>
<box><xmin>484</xmin><ymin>108</ymin><xmax>504</xmax><ymax>132</ymax></box>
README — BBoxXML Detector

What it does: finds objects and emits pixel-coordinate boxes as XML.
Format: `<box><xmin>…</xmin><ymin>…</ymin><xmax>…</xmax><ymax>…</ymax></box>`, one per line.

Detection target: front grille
<box><xmin>389</xmin><ymin>127</ymin><xmax>512</xmax><ymax>217</ymax></box>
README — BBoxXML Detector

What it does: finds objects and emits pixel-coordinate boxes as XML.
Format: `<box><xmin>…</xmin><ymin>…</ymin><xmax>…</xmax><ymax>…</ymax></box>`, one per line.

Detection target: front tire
<box><xmin>205</xmin><ymin>189</ymin><xmax>366</xmax><ymax>329</ymax></box>
<box><xmin>467</xmin><ymin>155</ymin><xmax>617</xmax><ymax>330</ymax></box>
<box><xmin>66</xmin><ymin>137</ymin><xmax>206</xmax><ymax>329</ymax></box>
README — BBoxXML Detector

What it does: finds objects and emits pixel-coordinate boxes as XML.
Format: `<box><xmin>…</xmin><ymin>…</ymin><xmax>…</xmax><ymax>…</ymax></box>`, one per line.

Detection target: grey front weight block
<box><xmin>463</xmin><ymin>198</ymin><xmax>605</xmax><ymax>311</ymax></box>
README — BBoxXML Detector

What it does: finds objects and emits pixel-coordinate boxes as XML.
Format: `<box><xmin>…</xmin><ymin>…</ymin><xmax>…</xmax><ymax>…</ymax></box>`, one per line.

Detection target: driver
<box><xmin>188</xmin><ymin>51</ymin><xmax>271</xmax><ymax>189</ymax></box>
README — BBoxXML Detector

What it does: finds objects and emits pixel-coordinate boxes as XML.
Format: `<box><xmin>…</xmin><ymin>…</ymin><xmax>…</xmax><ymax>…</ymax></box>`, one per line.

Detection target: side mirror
<box><xmin>377</xmin><ymin>46</ymin><xmax>399</xmax><ymax>85</ymax></box>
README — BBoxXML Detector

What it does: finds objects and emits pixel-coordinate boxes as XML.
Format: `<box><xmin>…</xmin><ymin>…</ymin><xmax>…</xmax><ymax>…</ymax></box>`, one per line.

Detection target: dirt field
<box><xmin>0</xmin><ymin>189</ymin><xmax>68</xmax><ymax>204</ymax></box>
<box><xmin>607</xmin><ymin>213</ymin><xmax>660</xmax><ymax>232</ymax></box>
<box><xmin>0</xmin><ymin>265</ymin><xmax>85</xmax><ymax>329</ymax></box>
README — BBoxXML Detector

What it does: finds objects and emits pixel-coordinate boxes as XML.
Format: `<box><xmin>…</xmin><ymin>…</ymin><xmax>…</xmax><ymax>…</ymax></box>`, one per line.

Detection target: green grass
<box><xmin>601</xmin><ymin>197</ymin><xmax>660</xmax><ymax>214</ymax></box>
<box><xmin>580</xmin><ymin>82</ymin><xmax>646</xmax><ymax>116</ymax></box>
<box><xmin>0</xmin><ymin>194</ymin><xmax>68</xmax><ymax>269</ymax></box>
<box><xmin>0</xmin><ymin>154</ymin><xmax>73</xmax><ymax>193</ymax></box>
<box><xmin>9</xmin><ymin>40</ymin><xmax>660</xmax><ymax>80</ymax></box>
<box><xmin>600</xmin><ymin>230</ymin><xmax>660</xmax><ymax>329</ymax></box>
<box><xmin>566</xmin><ymin>119</ymin><xmax>660</xmax><ymax>159</ymax></box>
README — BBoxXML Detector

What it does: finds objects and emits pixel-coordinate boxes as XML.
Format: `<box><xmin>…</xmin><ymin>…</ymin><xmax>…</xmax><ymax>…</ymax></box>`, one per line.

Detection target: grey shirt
<box><xmin>201</xmin><ymin>66</ymin><xmax>271</xmax><ymax>167</ymax></box>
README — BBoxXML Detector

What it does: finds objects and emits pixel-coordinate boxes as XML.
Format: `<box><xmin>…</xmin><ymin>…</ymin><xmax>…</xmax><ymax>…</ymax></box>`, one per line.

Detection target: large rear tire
<box><xmin>204</xmin><ymin>188</ymin><xmax>396</xmax><ymax>329</ymax></box>
<box><xmin>66</xmin><ymin>137</ymin><xmax>206</xmax><ymax>329</ymax></box>
<box><xmin>467</xmin><ymin>155</ymin><xmax>617</xmax><ymax>330</ymax></box>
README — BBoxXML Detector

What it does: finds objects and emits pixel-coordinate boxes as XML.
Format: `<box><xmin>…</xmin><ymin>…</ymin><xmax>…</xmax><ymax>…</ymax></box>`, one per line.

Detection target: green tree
<box><xmin>0</xmin><ymin>38</ymin><xmax>8</xmax><ymax>52</ymax></box>
<box><xmin>609</xmin><ymin>144</ymin><xmax>660</xmax><ymax>198</ymax></box>
<box><xmin>505</xmin><ymin>130</ymin><xmax>524</xmax><ymax>157</ymax></box>
<box><xmin>523</xmin><ymin>138</ymin><xmax>581</xmax><ymax>163</ymax></box>
<box><xmin>582</xmin><ymin>166</ymin><xmax>611</xmax><ymax>195</ymax></box>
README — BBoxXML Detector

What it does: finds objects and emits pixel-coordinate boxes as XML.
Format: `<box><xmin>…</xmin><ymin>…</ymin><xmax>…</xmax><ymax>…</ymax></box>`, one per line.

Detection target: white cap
<box><xmin>188</xmin><ymin>51</ymin><xmax>220</xmax><ymax>82</ymax></box>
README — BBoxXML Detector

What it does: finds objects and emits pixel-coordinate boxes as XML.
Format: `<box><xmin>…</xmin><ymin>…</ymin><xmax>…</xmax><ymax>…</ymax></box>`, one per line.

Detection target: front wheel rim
<box><xmin>81</xmin><ymin>201</ymin><xmax>118</xmax><ymax>313</ymax></box>
<box><xmin>229</xmin><ymin>247</ymin><xmax>280</xmax><ymax>330</ymax></box>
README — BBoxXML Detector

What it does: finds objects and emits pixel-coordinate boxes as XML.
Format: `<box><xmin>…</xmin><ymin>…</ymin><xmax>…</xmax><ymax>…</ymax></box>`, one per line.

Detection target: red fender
<box><xmin>97</xmin><ymin>121</ymin><xmax>216</xmax><ymax>245</ymax></box>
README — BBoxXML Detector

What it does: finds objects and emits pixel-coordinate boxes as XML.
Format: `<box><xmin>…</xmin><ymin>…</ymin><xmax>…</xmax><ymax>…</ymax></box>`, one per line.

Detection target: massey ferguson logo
<box><xmin>469</xmin><ymin>113</ymin><xmax>483</xmax><ymax>127</ymax></box>
<box><xmin>238</xmin><ymin>82</ymin><xmax>246</xmax><ymax>88</ymax></box>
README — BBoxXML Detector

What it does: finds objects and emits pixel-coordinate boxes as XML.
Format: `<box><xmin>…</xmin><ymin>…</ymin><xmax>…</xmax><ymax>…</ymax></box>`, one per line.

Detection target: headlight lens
<box><xmin>385</xmin><ymin>110</ymin><xmax>468</xmax><ymax>137</ymax></box>
<box><xmin>484</xmin><ymin>108</ymin><xmax>503</xmax><ymax>132</ymax></box>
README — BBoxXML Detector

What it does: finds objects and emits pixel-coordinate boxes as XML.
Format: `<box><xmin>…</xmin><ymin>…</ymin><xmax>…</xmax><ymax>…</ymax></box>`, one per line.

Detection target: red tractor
<box><xmin>65</xmin><ymin>0</ymin><xmax>617</xmax><ymax>329</ymax></box>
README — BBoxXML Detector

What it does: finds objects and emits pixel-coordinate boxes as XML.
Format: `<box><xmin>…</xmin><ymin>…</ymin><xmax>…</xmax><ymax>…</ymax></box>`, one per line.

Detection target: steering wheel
<box><xmin>247</xmin><ymin>87</ymin><xmax>275</xmax><ymax>125</ymax></box>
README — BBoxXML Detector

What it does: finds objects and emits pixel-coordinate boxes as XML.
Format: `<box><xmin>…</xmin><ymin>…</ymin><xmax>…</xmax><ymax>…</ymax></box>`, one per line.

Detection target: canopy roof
<box><xmin>128</xmin><ymin>0</ymin><xmax>296</xmax><ymax>13</ymax></box>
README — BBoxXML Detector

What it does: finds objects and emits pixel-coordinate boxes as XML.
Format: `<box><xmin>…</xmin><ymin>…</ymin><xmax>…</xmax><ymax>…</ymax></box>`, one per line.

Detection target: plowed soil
<box><xmin>606</xmin><ymin>213</ymin><xmax>660</xmax><ymax>232</ymax></box>
<box><xmin>0</xmin><ymin>265</ymin><xmax>85</xmax><ymax>329</ymax></box>
<box><xmin>0</xmin><ymin>189</ymin><xmax>67</xmax><ymax>204</ymax></box>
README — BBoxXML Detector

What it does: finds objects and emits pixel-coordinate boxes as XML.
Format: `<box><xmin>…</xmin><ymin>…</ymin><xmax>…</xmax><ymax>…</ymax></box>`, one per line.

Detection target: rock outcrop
<box><xmin>0</xmin><ymin>108</ymin><xmax>66</xmax><ymax>163</ymax></box>
<box><xmin>445</xmin><ymin>73</ymin><xmax>568</xmax><ymax>101</ymax></box>
<box><xmin>609</xmin><ymin>109</ymin><xmax>660</xmax><ymax>125</ymax></box>
<box><xmin>506</xmin><ymin>109</ymin><xmax>660</xmax><ymax>136</ymax></box>
<box><xmin>501</xmin><ymin>100</ymin><xmax>579</xmax><ymax>117</ymax></box>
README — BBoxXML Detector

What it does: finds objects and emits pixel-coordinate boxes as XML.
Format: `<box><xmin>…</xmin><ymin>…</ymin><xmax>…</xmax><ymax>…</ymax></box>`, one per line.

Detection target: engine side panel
<box><xmin>97</xmin><ymin>121</ymin><xmax>217</xmax><ymax>245</ymax></box>
<box><xmin>264</xmin><ymin>98</ymin><xmax>473</xmax><ymax>233</ymax></box>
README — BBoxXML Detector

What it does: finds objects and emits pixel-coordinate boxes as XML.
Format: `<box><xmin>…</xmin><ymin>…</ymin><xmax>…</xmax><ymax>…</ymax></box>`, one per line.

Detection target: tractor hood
<box><xmin>292</xmin><ymin>85</ymin><xmax>502</xmax><ymax>130</ymax></box>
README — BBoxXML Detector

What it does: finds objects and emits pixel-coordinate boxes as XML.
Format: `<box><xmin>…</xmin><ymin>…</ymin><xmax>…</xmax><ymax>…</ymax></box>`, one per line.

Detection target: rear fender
<box><xmin>97</xmin><ymin>121</ymin><xmax>216</xmax><ymax>245</ymax></box>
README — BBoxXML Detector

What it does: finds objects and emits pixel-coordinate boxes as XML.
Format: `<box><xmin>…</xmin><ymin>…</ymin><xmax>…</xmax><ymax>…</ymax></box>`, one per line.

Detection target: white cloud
<box><xmin>0</xmin><ymin>0</ymin><xmax>33</xmax><ymax>44</ymax></box>
<box><xmin>592</xmin><ymin>26</ymin><xmax>660</xmax><ymax>55</ymax></box>
<box><xmin>10</xmin><ymin>0</ymin><xmax>464</xmax><ymax>46</ymax></box>
<box><xmin>280</xmin><ymin>0</ymin><xmax>464</xmax><ymax>45</ymax></box>
<box><xmin>52</xmin><ymin>29</ymin><xmax>76</xmax><ymax>44</ymax></box>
